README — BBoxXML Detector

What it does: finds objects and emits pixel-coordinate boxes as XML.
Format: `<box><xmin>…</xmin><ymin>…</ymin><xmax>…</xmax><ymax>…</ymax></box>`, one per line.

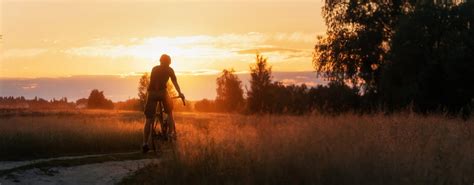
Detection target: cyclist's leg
<box><xmin>163</xmin><ymin>94</ymin><xmax>176</xmax><ymax>136</ymax></box>
<box><xmin>143</xmin><ymin>117</ymin><xmax>154</xmax><ymax>145</ymax></box>
<box><xmin>143</xmin><ymin>92</ymin><xmax>158</xmax><ymax>146</ymax></box>
<box><xmin>167</xmin><ymin>111</ymin><xmax>176</xmax><ymax>135</ymax></box>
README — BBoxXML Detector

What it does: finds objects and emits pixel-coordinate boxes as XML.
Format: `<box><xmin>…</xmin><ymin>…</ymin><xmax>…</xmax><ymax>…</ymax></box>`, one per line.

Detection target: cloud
<box><xmin>21</xmin><ymin>83</ymin><xmax>39</xmax><ymax>90</ymax></box>
<box><xmin>274</xmin><ymin>32</ymin><xmax>317</xmax><ymax>43</ymax></box>
<box><xmin>64</xmin><ymin>35</ymin><xmax>239</xmax><ymax>59</ymax></box>
<box><xmin>64</xmin><ymin>32</ymin><xmax>316</xmax><ymax>59</ymax></box>
<box><xmin>237</xmin><ymin>47</ymin><xmax>303</xmax><ymax>54</ymax></box>
<box><xmin>280</xmin><ymin>78</ymin><xmax>297</xmax><ymax>85</ymax></box>
<box><xmin>176</xmin><ymin>69</ymin><xmax>221</xmax><ymax>76</ymax></box>
<box><xmin>280</xmin><ymin>78</ymin><xmax>319</xmax><ymax>87</ymax></box>
<box><xmin>295</xmin><ymin>76</ymin><xmax>309</xmax><ymax>79</ymax></box>
<box><xmin>1</xmin><ymin>32</ymin><xmax>317</xmax><ymax>75</ymax></box>
<box><xmin>2</xmin><ymin>48</ymin><xmax>48</xmax><ymax>59</ymax></box>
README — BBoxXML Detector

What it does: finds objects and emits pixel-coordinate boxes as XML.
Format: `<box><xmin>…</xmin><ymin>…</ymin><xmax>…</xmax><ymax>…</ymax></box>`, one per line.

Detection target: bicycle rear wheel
<box><xmin>150</xmin><ymin>120</ymin><xmax>160</xmax><ymax>155</ymax></box>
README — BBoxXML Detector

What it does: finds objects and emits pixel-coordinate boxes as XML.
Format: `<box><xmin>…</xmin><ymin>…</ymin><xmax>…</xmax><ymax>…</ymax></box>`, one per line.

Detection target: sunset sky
<box><xmin>0</xmin><ymin>0</ymin><xmax>326</xmax><ymax>100</ymax></box>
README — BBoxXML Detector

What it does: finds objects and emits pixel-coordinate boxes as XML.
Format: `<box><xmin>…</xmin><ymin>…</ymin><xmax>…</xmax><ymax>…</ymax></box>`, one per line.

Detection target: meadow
<box><xmin>122</xmin><ymin>113</ymin><xmax>474</xmax><ymax>185</ymax></box>
<box><xmin>0</xmin><ymin>110</ymin><xmax>144</xmax><ymax>160</ymax></box>
<box><xmin>1</xmin><ymin>110</ymin><xmax>473</xmax><ymax>184</ymax></box>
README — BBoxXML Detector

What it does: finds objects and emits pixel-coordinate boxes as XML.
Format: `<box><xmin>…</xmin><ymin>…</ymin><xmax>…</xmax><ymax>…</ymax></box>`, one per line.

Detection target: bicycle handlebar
<box><xmin>171</xmin><ymin>96</ymin><xmax>186</xmax><ymax>106</ymax></box>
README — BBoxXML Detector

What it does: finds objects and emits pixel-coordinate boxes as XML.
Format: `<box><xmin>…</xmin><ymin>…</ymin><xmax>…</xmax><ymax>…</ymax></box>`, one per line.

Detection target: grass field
<box><xmin>121</xmin><ymin>113</ymin><xmax>474</xmax><ymax>185</ymax></box>
<box><xmin>1</xmin><ymin>110</ymin><xmax>473</xmax><ymax>184</ymax></box>
<box><xmin>0</xmin><ymin>110</ymin><xmax>145</xmax><ymax>160</ymax></box>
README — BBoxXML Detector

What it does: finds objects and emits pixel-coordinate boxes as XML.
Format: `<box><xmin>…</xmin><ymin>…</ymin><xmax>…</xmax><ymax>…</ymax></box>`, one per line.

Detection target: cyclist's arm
<box><xmin>170</xmin><ymin>69</ymin><xmax>183</xmax><ymax>96</ymax></box>
<box><xmin>171</xmin><ymin>78</ymin><xmax>182</xmax><ymax>95</ymax></box>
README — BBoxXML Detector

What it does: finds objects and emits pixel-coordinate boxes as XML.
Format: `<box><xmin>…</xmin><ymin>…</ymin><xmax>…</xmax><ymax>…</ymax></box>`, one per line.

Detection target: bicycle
<box><xmin>149</xmin><ymin>95</ymin><xmax>185</xmax><ymax>155</ymax></box>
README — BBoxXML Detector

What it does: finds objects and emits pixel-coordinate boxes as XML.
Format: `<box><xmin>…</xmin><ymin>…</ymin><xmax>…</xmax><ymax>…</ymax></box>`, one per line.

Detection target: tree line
<box><xmin>0</xmin><ymin>96</ymin><xmax>75</xmax><ymax>109</ymax></box>
<box><xmin>194</xmin><ymin>53</ymin><xmax>362</xmax><ymax>115</ymax></box>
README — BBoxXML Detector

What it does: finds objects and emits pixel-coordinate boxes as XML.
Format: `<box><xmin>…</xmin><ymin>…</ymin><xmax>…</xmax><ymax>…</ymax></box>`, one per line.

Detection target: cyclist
<box><xmin>142</xmin><ymin>54</ymin><xmax>185</xmax><ymax>153</ymax></box>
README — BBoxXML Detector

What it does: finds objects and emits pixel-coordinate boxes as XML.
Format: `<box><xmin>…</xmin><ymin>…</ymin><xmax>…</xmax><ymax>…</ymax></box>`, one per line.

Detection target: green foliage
<box><xmin>216</xmin><ymin>69</ymin><xmax>245</xmax><ymax>112</ymax></box>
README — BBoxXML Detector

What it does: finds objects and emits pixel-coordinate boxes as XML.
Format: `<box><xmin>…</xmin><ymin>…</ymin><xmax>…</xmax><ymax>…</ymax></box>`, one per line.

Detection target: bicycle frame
<box><xmin>150</xmin><ymin>96</ymin><xmax>185</xmax><ymax>155</ymax></box>
<box><xmin>156</xmin><ymin>100</ymin><xmax>175</xmax><ymax>140</ymax></box>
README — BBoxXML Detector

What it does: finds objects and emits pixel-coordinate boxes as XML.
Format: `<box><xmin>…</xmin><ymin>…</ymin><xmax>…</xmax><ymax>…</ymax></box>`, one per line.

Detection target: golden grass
<box><xmin>122</xmin><ymin>113</ymin><xmax>474</xmax><ymax>185</ymax></box>
<box><xmin>0</xmin><ymin>110</ymin><xmax>144</xmax><ymax>160</ymax></box>
<box><xmin>1</xmin><ymin>111</ymin><xmax>473</xmax><ymax>184</ymax></box>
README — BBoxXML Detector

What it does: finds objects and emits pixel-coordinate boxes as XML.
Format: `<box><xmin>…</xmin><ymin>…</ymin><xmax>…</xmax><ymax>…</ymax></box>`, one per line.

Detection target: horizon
<box><xmin>0</xmin><ymin>71</ymin><xmax>328</xmax><ymax>102</ymax></box>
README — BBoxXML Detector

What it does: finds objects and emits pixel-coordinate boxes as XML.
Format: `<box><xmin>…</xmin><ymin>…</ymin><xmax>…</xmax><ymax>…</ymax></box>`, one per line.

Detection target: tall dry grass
<box><xmin>0</xmin><ymin>110</ymin><xmax>144</xmax><ymax>160</ymax></box>
<box><xmin>123</xmin><ymin>113</ymin><xmax>474</xmax><ymax>185</ymax></box>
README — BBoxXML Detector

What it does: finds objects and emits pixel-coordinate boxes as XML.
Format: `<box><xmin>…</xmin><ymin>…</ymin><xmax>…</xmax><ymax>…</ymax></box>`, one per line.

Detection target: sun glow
<box><xmin>59</xmin><ymin>33</ymin><xmax>317</xmax><ymax>75</ymax></box>
<box><xmin>1</xmin><ymin>0</ymin><xmax>324</xmax><ymax>78</ymax></box>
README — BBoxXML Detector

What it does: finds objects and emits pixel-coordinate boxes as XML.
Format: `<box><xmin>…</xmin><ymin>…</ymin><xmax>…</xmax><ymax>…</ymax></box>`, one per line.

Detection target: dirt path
<box><xmin>0</xmin><ymin>153</ymin><xmax>158</xmax><ymax>185</ymax></box>
<box><xmin>0</xmin><ymin>152</ymin><xmax>140</xmax><ymax>171</ymax></box>
<box><xmin>0</xmin><ymin>159</ymin><xmax>157</xmax><ymax>185</ymax></box>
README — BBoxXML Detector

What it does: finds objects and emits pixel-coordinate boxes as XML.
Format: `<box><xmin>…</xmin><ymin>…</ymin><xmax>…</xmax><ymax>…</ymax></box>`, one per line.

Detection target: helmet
<box><xmin>160</xmin><ymin>54</ymin><xmax>171</xmax><ymax>66</ymax></box>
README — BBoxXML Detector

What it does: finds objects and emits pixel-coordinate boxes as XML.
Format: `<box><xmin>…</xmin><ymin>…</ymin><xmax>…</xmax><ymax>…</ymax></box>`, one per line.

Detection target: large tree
<box><xmin>381</xmin><ymin>1</ymin><xmax>474</xmax><ymax>116</ymax></box>
<box><xmin>314</xmin><ymin>0</ymin><xmax>408</xmax><ymax>93</ymax></box>
<box><xmin>216</xmin><ymin>69</ymin><xmax>245</xmax><ymax>112</ymax></box>
<box><xmin>247</xmin><ymin>54</ymin><xmax>273</xmax><ymax>113</ymax></box>
<box><xmin>314</xmin><ymin>0</ymin><xmax>472</xmax><ymax>116</ymax></box>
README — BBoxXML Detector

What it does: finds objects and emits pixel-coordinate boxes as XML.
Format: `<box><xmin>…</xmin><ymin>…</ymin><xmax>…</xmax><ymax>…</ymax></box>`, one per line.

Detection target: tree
<box><xmin>114</xmin><ymin>98</ymin><xmax>142</xmax><ymax>110</ymax></box>
<box><xmin>87</xmin><ymin>89</ymin><xmax>114</xmax><ymax>109</ymax></box>
<box><xmin>194</xmin><ymin>99</ymin><xmax>217</xmax><ymax>112</ymax></box>
<box><xmin>308</xmin><ymin>82</ymin><xmax>360</xmax><ymax>114</ymax></box>
<box><xmin>314</xmin><ymin>0</ymin><xmax>409</xmax><ymax>93</ymax></box>
<box><xmin>264</xmin><ymin>82</ymin><xmax>310</xmax><ymax>114</ymax></box>
<box><xmin>215</xmin><ymin>69</ymin><xmax>245</xmax><ymax>112</ymax></box>
<box><xmin>247</xmin><ymin>53</ymin><xmax>273</xmax><ymax>113</ymax></box>
<box><xmin>76</xmin><ymin>98</ymin><xmax>88</xmax><ymax>107</ymax></box>
<box><xmin>138</xmin><ymin>73</ymin><xmax>149</xmax><ymax>109</ymax></box>
<box><xmin>314</xmin><ymin>0</ymin><xmax>472</xmax><ymax>117</ymax></box>
<box><xmin>316</xmin><ymin>0</ymin><xmax>466</xmax><ymax>84</ymax></box>
<box><xmin>381</xmin><ymin>1</ymin><xmax>474</xmax><ymax>117</ymax></box>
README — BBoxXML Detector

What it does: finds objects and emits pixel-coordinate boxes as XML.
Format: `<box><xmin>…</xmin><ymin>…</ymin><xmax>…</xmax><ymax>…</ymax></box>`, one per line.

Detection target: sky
<box><xmin>0</xmin><ymin>0</ymin><xmax>327</xmax><ymax>100</ymax></box>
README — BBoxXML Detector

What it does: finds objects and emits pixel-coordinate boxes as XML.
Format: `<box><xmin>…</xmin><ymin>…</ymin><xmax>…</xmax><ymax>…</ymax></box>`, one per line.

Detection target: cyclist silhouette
<box><xmin>142</xmin><ymin>54</ymin><xmax>184</xmax><ymax>153</ymax></box>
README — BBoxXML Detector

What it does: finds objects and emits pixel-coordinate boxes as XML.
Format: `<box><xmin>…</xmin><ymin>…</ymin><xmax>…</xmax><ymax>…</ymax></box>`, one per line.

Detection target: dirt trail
<box><xmin>0</xmin><ymin>152</ymin><xmax>139</xmax><ymax>171</ymax></box>
<box><xmin>0</xmin><ymin>159</ymin><xmax>157</xmax><ymax>185</ymax></box>
<box><xmin>0</xmin><ymin>153</ymin><xmax>158</xmax><ymax>185</ymax></box>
